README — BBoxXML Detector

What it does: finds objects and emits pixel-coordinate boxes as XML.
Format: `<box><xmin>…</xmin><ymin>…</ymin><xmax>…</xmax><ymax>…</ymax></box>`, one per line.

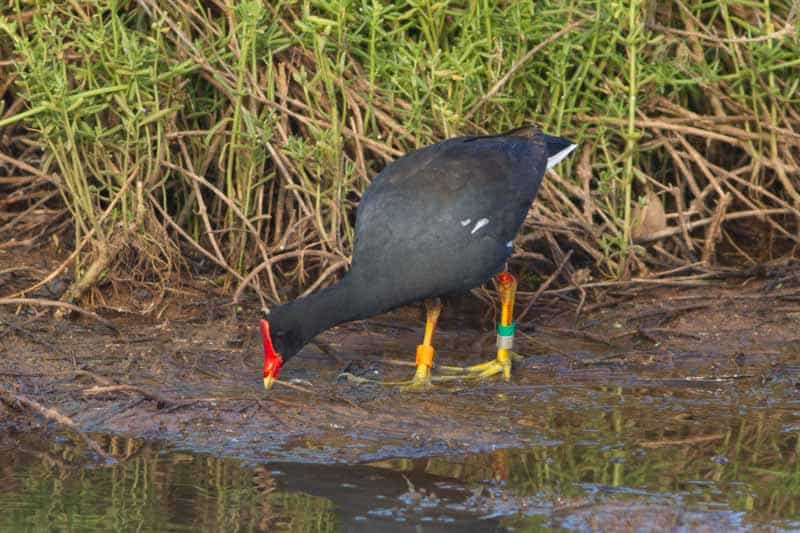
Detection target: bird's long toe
<box><xmin>401</xmin><ymin>374</ymin><xmax>433</xmax><ymax>391</ymax></box>
<box><xmin>338</xmin><ymin>366</ymin><xmax>435</xmax><ymax>389</ymax></box>
<box><xmin>439</xmin><ymin>351</ymin><xmax>523</xmax><ymax>380</ymax></box>
<box><xmin>338</xmin><ymin>372</ymin><xmax>374</xmax><ymax>384</ymax></box>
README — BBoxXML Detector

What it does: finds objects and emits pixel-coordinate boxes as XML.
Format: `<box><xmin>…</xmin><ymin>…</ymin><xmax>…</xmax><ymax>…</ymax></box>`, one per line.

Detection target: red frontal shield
<box><xmin>260</xmin><ymin>319</ymin><xmax>283</xmax><ymax>387</ymax></box>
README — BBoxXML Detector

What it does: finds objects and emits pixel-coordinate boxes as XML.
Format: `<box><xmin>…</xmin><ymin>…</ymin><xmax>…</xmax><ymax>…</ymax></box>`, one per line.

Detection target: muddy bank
<box><xmin>2</xmin><ymin>278</ymin><xmax>799</xmax><ymax>460</ymax></box>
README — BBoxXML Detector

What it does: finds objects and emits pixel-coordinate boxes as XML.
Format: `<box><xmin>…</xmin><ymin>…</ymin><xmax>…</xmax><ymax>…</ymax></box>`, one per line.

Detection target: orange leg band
<box><xmin>416</xmin><ymin>344</ymin><xmax>435</xmax><ymax>368</ymax></box>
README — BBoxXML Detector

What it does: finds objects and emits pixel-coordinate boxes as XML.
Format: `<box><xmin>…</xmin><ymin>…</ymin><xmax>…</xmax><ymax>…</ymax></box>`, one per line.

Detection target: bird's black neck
<box><xmin>269</xmin><ymin>274</ymin><xmax>379</xmax><ymax>358</ymax></box>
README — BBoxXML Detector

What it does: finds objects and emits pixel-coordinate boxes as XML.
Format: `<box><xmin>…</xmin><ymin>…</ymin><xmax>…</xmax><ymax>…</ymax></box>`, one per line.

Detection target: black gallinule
<box><xmin>260</xmin><ymin>126</ymin><xmax>576</xmax><ymax>389</ymax></box>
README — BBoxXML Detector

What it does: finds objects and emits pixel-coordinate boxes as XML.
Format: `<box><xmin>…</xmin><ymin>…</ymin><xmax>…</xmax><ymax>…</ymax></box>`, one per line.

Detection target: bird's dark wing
<box><xmin>348</xmin><ymin>133</ymin><xmax>548</xmax><ymax>314</ymax></box>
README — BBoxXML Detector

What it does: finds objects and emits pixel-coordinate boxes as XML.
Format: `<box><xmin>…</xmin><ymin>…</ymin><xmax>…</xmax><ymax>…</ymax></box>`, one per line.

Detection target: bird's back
<box><xmin>347</xmin><ymin>129</ymin><xmax>553</xmax><ymax>317</ymax></box>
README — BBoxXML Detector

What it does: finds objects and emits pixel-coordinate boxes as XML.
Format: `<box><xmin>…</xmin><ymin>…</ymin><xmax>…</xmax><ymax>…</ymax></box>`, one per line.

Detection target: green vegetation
<box><xmin>0</xmin><ymin>1</ymin><xmax>798</xmax><ymax>306</ymax></box>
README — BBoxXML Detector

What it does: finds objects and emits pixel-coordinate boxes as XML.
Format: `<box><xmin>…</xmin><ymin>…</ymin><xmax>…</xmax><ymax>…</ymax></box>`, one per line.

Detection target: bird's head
<box><xmin>259</xmin><ymin>316</ymin><xmax>303</xmax><ymax>390</ymax></box>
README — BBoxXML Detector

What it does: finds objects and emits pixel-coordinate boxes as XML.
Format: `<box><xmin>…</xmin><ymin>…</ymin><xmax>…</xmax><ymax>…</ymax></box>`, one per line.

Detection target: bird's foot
<box><xmin>338</xmin><ymin>371</ymin><xmax>411</xmax><ymax>386</ymax></box>
<box><xmin>339</xmin><ymin>363</ymin><xmax>449</xmax><ymax>390</ymax></box>
<box><xmin>338</xmin><ymin>372</ymin><xmax>434</xmax><ymax>390</ymax></box>
<box><xmin>402</xmin><ymin>374</ymin><xmax>432</xmax><ymax>391</ymax></box>
<box><xmin>338</xmin><ymin>372</ymin><xmax>377</xmax><ymax>385</ymax></box>
<box><xmin>439</xmin><ymin>351</ymin><xmax>523</xmax><ymax>380</ymax></box>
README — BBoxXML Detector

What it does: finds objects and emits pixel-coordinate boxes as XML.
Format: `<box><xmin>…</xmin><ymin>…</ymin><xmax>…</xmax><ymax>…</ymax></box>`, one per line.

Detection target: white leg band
<box><xmin>496</xmin><ymin>334</ymin><xmax>514</xmax><ymax>350</ymax></box>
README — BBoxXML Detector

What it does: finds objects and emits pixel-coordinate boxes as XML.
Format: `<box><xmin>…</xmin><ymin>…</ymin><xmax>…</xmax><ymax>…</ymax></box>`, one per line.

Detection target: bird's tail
<box><xmin>539</xmin><ymin>133</ymin><xmax>577</xmax><ymax>169</ymax></box>
<box><xmin>499</xmin><ymin>126</ymin><xmax>576</xmax><ymax>169</ymax></box>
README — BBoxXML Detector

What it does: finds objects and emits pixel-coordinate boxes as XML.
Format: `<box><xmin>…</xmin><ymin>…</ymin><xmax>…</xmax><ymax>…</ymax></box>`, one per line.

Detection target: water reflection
<box><xmin>369</xmin><ymin>383</ymin><xmax>800</xmax><ymax>529</ymax></box>
<box><xmin>0</xmin><ymin>432</ymin><xmax>501</xmax><ymax>532</ymax></box>
<box><xmin>0</xmin><ymin>433</ymin><xmax>328</xmax><ymax>531</ymax></box>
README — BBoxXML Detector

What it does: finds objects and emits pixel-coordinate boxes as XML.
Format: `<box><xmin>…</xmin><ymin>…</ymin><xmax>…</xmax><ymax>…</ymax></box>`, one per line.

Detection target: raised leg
<box><xmin>440</xmin><ymin>272</ymin><xmax>522</xmax><ymax>380</ymax></box>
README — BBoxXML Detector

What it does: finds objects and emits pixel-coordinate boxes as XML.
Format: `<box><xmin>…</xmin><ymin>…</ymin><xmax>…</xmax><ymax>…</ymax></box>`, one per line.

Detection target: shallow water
<box><xmin>2</xmin><ymin>376</ymin><xmax>798</xmax><ymax>532</ymax></box>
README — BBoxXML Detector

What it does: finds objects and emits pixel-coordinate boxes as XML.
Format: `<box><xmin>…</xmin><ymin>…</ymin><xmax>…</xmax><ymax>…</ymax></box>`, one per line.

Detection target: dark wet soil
<box><xmin>2</xmin><ymin>270</ymin><xmax>800</xmax><ymax>530</ymax></box>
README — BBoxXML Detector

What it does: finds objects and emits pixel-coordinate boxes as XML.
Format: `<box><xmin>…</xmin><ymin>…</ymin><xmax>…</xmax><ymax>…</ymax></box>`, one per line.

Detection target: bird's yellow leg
<box><xmin>440</xmin><ymin>272</ymin><xmax>521</xmax><ymax>381</ymax></box>
<box><xmin>403</xmin><ymin>298</ymin><xmax>442</xmax><ymax>390</ymax></box>
<box><xmin>339</xmin><ymin>298</ymin><xmax>446</xmax><ymax>388</ymax></box>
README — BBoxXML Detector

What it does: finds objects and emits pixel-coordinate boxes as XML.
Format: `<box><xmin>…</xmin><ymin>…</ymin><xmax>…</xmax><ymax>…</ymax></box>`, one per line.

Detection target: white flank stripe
<box><xmin>471</xmin><ymin>218</ymin><xmax>489</xmax><ymax>234</ymax></box>
<box><xmin>546</xmin><ymin>143</ymin><xmax>577</xmax><ymax>169</ymax></box>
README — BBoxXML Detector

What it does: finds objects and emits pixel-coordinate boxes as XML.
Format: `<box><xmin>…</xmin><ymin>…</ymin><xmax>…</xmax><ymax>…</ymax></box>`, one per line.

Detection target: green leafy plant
<box><xmin>0</xmin><ymin>1</ymin><xmax>797</xmax><ymax>308</ymax></box>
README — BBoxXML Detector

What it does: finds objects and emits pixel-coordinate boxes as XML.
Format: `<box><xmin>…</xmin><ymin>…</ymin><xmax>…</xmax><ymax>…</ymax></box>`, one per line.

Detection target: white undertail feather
<box><xmin>546</xmin><ymin>144</ymin><xmax>577</xmax><ymax>170</ymax></box>
<box><xmin>460</xmin><ymin>218</ymin><xmax>471</xmax><ymax>226</ymax></box>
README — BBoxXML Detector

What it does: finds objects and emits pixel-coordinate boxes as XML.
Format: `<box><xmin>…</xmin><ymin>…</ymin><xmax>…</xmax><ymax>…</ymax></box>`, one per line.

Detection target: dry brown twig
<box><xmin>82</xmin><ymin>384</ymin><xmax>174</xmax><ymax>406</ymax></box>
<box><xmin>634</xmin><ymin>208</ymin><xmax>795</xmax><ymax>244</ymax></box>
<box><xmin>177</xmin><ymin>138</ymin><xmax>231</xmax><ymax>273</ymax></box>
<box><xmin>517</xmin><ymin>250</ymin><xmax>575</xmax><ymax>324</ymax></box>
<box><xmin>159</xmin><ymin>160</ymin><xmax>281</xmax><ymax>300</ymax></box>
<box><xmin>1</xmin><ymin>171</ymin><xmax>138</xmax><ymax>301</ymax></box>
<box><xmin>702</xmin><ymin>193</ymin><xmax>732</xmax><ymax>264</ymax></box>
<box><xmin>148</xmin><ymin>194</ymin><xmax>246</xmax><ymax>283</ymax></box>
<box><xmin>0</xmin><ymin>386</ymin><xmax>114</xmax><ymax>462</ymax></box>
<box><xmin>0</xmin><ymin>297</ymin><xmax>118</xmax><ymax>332</ymax></box>
<box><xmin>233</xmin><ymin>249</ymin><xmax>345</xmax><ymax>304</ymax></box>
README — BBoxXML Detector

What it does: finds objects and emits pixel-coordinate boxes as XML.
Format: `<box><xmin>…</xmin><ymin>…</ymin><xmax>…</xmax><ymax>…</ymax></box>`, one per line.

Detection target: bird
<box><xmin>260</xmin><ymin>126</ymin><xmax>576</xmax><ymax>389</ymax></box>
